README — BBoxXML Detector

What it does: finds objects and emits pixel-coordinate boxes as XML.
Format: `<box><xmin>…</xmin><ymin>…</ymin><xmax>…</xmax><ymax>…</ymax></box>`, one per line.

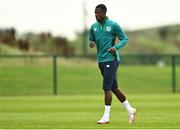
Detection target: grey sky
<box><xmin>0</xmin><ymin>0</ymin><xmax>180</xmax><ymax>39</ymax></box>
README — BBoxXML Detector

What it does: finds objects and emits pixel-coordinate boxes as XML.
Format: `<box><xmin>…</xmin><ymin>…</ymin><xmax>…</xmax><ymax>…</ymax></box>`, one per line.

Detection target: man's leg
<box><xmin>112</xmin><ymin>86</ymin><xmax>126</xmax><ymax>102</ymax></box>
<box><xmin>104</xmin><ymin>90</ymin><xmax>112</xmax><ymax>105</ymax></box>
<box><xmin>112</xmin><ymin>87</ymin><xmax>134</xmax><ymax>112</ymax></box>
<box><xmin>97</xmin><ymin>90</ymin><xmax>112</xmax><ymax>124</ymax></box>
<box><xmin>112</xmin><ymin>80</ymin><xmax>136</xmax><ymax>124</ymax></box>
<box><xmin>97</xmin><ymin>61</ymin><xmax>117</xmax><ymax>124</ymax></box>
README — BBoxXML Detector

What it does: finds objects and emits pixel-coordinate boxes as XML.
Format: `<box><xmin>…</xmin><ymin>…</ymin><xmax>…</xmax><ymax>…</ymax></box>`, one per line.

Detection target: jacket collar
<box><xmin>98</xmin><ymin>17</ymin><xmax>109</xmax><ymax>27</ymax></box>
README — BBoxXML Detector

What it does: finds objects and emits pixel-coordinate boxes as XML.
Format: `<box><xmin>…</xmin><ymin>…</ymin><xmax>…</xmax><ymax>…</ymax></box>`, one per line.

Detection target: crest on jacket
<box><xmin>106</xmin><ymin>26</ymin><xmax>111</xmax><ymax>32</ymax></box>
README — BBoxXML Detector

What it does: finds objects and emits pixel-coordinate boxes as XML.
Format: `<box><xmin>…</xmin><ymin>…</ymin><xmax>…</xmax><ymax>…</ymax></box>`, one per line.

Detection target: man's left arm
<box><xmin>113</xmin><ymin>23</ymin><xmax>128</xmax><ymax>50</ymax></box>
<box><xmin>108</xmin><ymin>23</ymin><xmax>128</xmax><ymax>54</ymax></box>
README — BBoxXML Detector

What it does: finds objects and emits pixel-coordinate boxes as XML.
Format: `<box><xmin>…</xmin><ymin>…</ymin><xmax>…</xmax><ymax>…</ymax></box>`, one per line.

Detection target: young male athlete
<box><xmin>89</xmin><ymin>4</ymin><xmax>136</xmax><ymax>124</ymax></box>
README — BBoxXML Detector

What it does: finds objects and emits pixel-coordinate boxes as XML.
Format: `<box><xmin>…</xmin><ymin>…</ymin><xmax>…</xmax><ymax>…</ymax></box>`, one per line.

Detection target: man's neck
<box><xmin>99</xmin><ymin>17</ymin><xmax>106</xmax><ymax>25</ymax></box>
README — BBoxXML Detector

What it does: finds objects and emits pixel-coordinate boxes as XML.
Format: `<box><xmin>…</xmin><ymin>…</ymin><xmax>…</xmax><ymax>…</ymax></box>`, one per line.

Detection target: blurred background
<box><xmin>0</xmin><ymin>0</ymin><xmax>180</xmax><ymax>95</ymax></box>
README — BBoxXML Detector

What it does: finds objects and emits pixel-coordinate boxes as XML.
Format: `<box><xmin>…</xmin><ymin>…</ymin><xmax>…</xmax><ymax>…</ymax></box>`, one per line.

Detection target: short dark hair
<box><xmin>95</xmin><ymin>4</ymin><xmax>107</xmax><ymax>13</ymax></box>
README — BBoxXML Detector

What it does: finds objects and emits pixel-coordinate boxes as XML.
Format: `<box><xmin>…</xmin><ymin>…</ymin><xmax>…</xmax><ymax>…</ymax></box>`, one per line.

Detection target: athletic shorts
<box><xmin>98</xmin><ymin>60</ymin><xmax>120</xmax><ymax>91</ymax></box>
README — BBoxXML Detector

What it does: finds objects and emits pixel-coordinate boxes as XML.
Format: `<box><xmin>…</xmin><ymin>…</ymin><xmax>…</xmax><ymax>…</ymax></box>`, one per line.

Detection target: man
<box><xmin>89</xmin><ymin>4</ymin><xmax>136</xmax><ymax>124</ymax></box>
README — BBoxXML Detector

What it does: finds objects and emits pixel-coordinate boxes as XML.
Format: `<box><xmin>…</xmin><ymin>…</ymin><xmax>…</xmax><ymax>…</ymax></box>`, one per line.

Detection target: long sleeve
<box><xmin>89</xmin><ymin>25</ymin><xmax>95</xmax><ymax>43</ymax></box>
<box><xmin>113</xmin><ymin>23</ymin><xmax>128</xmax><ymax>50</ymax></box>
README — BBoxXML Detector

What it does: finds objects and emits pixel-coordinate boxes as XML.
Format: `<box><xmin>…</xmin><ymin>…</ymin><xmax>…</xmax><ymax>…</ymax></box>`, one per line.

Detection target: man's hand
<box><xmin>89</xmin><ymin>42</ymin><xmax>96</xmax><ymax>48</ymax></box>
<box><xmin>108</xmin><ymin>47</ymin><xmax>116</xmax><ymax>55</ymax></box>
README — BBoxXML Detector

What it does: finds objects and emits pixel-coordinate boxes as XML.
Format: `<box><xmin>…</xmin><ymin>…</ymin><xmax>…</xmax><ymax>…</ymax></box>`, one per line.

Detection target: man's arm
<box><xmin>108</xmin><ymin>23</ymin><xmax>128</xmax><ymax>54</ymax></box>
<box><xmin>113</xmin><ymin>23</ymin><xmax>128</xmax><ymax>50</ymax></box>
<box><xmin>89</xmin><ymin>26</ymin><xmax>96</xmax><ymax>48</ymax></box>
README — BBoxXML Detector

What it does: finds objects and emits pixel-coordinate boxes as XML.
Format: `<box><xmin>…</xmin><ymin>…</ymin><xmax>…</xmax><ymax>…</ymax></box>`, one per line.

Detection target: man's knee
<box><xmin>103</xmin><ymin>86</ymin><xmax>112</xmax><ymax>91</ymax></box>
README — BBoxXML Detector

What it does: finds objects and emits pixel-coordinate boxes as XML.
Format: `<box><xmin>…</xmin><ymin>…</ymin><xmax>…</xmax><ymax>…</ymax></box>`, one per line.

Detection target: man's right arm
<box><xmin>89</xmin><ymin>25</ymin><xmax>96</xmax><ymax>48</ymax></box>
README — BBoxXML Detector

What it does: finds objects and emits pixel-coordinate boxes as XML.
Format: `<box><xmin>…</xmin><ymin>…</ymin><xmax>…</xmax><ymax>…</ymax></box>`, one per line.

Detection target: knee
<box><xmin>103</xmin><ymin>89</ymin><xmax>112</xmax><ymax>94</ymax></box>
<box><xmin>111</xmin><ymin>88</ymin><xmax>118</xmax><ymax>93</ymax></box>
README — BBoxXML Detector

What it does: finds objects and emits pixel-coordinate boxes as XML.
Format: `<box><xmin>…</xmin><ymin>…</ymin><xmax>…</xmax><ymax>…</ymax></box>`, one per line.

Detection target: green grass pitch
<box><xmin>0</xmin><ymin>58</ymin><xmax>180</xmax><ymax>129</ymax></box>
<box><xmin>0</xmin><ymin>94</ymin><xmax>180</xmax><ymax>129</ymax></box>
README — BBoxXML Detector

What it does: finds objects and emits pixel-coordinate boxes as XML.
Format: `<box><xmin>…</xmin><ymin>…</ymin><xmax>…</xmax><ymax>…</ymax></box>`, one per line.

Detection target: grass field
<box><xmin>0</xmin><ymin>94</ymin><xmax>180</xmax><ymax>129</ymax></box>
<box><xmin>0</xmin><ymin>58</ymin><xmax>179</xmax><ymax>95</ymax></box>
<box><xmin>0</xmin><ymin>58</ymin><xmax>180</xmax><ymax>129</ymax></box>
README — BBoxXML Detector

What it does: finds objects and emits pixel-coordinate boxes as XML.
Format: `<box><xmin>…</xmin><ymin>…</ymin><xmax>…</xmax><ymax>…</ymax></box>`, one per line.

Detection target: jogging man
<box><xmin>89</xmin><ymin>4</ymin><xmax>136</xmax><ymax>124</ymax></box>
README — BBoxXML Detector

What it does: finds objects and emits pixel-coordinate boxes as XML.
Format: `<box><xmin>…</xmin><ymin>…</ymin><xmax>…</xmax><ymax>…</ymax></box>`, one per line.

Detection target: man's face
<box><xmin>95</xmin><ymin>8</ymin><xmax>106</xmax><ymax>23</ymax></box>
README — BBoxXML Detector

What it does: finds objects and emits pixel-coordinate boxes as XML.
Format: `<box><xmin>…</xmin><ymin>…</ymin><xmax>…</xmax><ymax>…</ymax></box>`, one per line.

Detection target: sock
<box><xmin>102</xmin><ymin>105</ymin><xmax>111</xmax><ymax>119</ymax></box>
<box><xmin>122</xmin><ymin>100</ymin><xmax>134</xmax><ymax>113</ymax></box>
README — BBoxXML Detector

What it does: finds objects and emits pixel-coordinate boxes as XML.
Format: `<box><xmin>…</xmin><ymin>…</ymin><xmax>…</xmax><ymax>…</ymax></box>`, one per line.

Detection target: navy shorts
<box><xmin>98</xmin><ymin>60</ymin><xmax>120</xmax><ymax>91</ymax></box>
